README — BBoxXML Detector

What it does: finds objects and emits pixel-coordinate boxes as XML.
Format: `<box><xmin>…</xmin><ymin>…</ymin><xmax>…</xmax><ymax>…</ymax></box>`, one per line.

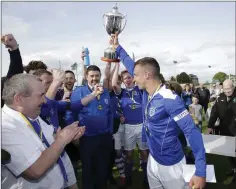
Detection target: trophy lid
<box><xmin>105</xmin><ymin>4</ymin><xmax>125</xmax><ymax>18</ymax></box>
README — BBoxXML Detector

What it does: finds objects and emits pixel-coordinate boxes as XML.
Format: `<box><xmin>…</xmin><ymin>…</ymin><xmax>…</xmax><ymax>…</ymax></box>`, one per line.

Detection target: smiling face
<box><xmin>223</xmin><ymin>80</ymin><xmax>235</xmax><ymax>97</ymax></box>
<box><xmin>64</xmin><ymin>72</ymin><xmax>76</xmax><ymax>91</ymax></box>
<box><xmin>19</xmin><ymin>79</ymin><xmax>46</xmax><ymax>119</ymax></box>
<box><xmin>122</xmin><ymin>71</ymin><xmax>134</xmax><ymax>88</ymax></box>
<box><xmin>86</xmin><ymin>70</ymin><xmax>101</xmax><ymax>87</ymax></box>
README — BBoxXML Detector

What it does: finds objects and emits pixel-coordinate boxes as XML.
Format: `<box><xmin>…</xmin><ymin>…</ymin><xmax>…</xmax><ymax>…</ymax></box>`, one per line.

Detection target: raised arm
<box><xmin>110</xmin><ymin>33</ymin><xmax>135</xmax><ymax>76</ymax></box>
<box><xmin>103</xmin><ymin>63</ymin><xmax>111</xmax><ymax>90</ymax></box>
<box><xmin>1</xmin><ymin>34</ymin><xmax>23</xmax><ymax>78</ymax></box>
<box><xmin>112</xmin><ymin>63</ymin><xmax>122</xmax><ymax>95</ymax></box>
<box><xmin>46</xmin><ymin>70</ymin><xmax>65</xmax><ymax>100</ymax></box>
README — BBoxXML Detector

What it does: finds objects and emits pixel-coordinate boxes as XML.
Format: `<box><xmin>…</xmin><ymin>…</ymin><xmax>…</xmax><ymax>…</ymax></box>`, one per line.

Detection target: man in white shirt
<box><xmin>1</xmin><ymin>74</ymin><xmax>85</xmax><ymax>189</ymax></box>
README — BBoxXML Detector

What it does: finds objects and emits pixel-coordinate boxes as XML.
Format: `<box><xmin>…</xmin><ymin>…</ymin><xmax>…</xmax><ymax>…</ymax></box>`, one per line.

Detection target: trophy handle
<box><xmin>120</xmin><ymin>15</ymin><xmax>127</xmax><ymax>33</ymax></box>
<box><xmin>103</xmin><ymin>14</ymin><xmax>106</xmax><ymax>28</ymax></box>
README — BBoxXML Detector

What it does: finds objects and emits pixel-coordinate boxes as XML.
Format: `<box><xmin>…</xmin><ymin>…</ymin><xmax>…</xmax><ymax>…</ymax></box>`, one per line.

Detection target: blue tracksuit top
<box><xmin>182</xmin><ymin>91</ymin><xmax>192</xmax><ymax>107</ymax></box>
<box><xmin>116</xmin><ymin>45</ymin><xmax>206</xmax><ymax>177</ymax></box>
<box><xmin>70</xmin><ymin>85</ymin><xmax>113</xmax><ymax>136</ymax></box>
<box><xmin>41</xmin><ymin>97</ymin><xmax>83</xmax><ymax>130</ymax></box>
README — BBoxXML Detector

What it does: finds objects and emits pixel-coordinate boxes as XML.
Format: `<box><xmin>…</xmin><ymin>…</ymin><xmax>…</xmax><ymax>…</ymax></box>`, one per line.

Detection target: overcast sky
<box><xmin>2</xmin><ymin>1</ymin><xmax>235</xmax><ymax>83</ymax></box>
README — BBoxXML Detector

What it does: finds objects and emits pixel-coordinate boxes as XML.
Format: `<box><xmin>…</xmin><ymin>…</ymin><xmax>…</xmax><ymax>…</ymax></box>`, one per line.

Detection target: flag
<box><xmin>71</xmin><ymin>62</ymin><xmax>78</xmax><ymax>70</ymax></box>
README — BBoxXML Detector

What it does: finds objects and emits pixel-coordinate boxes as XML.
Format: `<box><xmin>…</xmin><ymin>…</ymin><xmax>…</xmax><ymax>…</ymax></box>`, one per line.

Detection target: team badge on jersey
<box><xmin>104</xmin><ymin>98</ymin><xmax>108</xmax><ymax>104</ymax></box>
<box><xmin>50</xmin><ymin>108</ymin><xmax>54</xmax><ymax>115</ymax></box>
<box><xmin>149</xmin><ymin>107</ymin><xmax>156</xmax><ymax>117</ymax></box>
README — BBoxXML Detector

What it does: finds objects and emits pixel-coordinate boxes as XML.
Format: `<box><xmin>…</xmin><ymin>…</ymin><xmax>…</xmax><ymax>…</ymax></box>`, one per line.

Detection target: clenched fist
<box><xmin>1</xmin><ymin>34</ymin><xmax>18</xmax><ymax>51</ymax></box>
<box><xmin>92</xmin><ymin>84</ymin><xmax>104</xmax><ymax>97</ymax></box>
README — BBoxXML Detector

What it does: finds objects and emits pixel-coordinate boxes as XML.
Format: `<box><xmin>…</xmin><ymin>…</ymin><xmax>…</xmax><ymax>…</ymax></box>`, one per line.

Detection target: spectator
<box><xmin>207</xmin><ymin>79</ymin><xmax>236</xmax><ymax>183</ymax></box>
<box><xmin>182</xmin><ymin>84</ymin><xmax>192</xmax><ymax>110</ymax></box>
<box><xmin>195</xmin><ymin>83</ymin><xmax>210</xmax><ymax>113</ymax></box>
<box><xmin>189</xmin><ymin>95</ymin><xmax>203</xmax><ymax>132</ymax></box>
<box><xmin>190</xmin><ymin>83</ymin><xmax>196</xmax><ymax>93</ymax></box>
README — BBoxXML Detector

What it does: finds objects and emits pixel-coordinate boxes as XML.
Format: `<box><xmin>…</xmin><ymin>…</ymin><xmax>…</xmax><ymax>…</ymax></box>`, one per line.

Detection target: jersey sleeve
<box><xmin>164</xmin><ymin>95</ymin><xmax>206</xmax><ymax>177</ymax></box>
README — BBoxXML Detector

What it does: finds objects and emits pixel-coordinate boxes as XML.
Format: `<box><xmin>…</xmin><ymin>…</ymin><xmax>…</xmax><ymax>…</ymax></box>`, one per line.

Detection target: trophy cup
<box><xmin>101</xmin><ymin>4</ymin><xmax>127</xmax><ymax>63</ymax></box>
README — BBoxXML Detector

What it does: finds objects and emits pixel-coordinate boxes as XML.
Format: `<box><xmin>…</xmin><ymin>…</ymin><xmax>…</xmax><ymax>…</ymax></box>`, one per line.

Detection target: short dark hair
<box><xmin>33</xmin><ymin>69</ymin><xmax>52</xmax><ymax>77</ymax></box>
<box><xmin>168</xmin><ymin>81</ymin><xmax>182</xmax><ymax>97</ymax></box>
<box><xmin>135</xmin><ymin>57</ymin><xmax>160</xmax><ymax>78</ymax></box>
<box><xmin>65</xmin><ymin>70</ymin><xmax>75</xmax><ymax>76</ymax></box>
<box><xmin>86</xmin><ymin>65</ymin><xmax>101</xmax><ymax>74</ymax></box>
<box><xmin>24</xmin><ymin>61</ymin><xmax>47</xmax><ymax>73</ymax></box>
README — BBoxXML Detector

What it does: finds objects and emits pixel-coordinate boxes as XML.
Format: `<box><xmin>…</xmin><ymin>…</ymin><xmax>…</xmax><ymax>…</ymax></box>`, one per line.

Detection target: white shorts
<box><xmin>113</xmin><ymin>124</ymin><xmax>125</xmax><ymax>150</ymax></box>
<box><xmin>124</xmin><ymin>123</ymin><xmax>148</xmax><ymax>151</ymax></box>
<box><xmin>147</xmin><ymin>154</ymin><xmax>190</xmax><ymax>189</ymax></box>
<box><xmin>62</xmin><ymin>153</ymin><xmax>77</xmax><ymax>188</ymax></box>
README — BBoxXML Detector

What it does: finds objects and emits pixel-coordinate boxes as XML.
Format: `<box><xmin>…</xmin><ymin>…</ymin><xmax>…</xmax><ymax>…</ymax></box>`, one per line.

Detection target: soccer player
<box><xmin>109</xmin><ymin>33</ymin><xmax>206</xmax><ymax>189</ymax></box>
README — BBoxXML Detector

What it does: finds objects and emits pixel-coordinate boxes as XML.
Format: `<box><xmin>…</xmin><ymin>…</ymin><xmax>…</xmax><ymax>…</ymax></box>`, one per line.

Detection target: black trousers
<box><xmin>107</xmin><ymin>118</ymin><xmax>121</xmax><ymax>180</ymax></box>
<box><xmin>200</xmin><ymin>102</ymin><xmax>208</xmax><ymax>113</ymax></box>
<box><xmin>229</xmin><ymin>157</ymin><xmax>236</xmax><ymax>169</ymax></box>
<box><xmin>80</xmin><ymin>133</ymin><xmax>113</xmax><ymax>189</ymax></box>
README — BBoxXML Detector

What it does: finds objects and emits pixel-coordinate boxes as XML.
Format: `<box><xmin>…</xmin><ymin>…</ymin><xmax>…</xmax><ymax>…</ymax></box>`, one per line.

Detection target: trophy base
<box><xmin>101</xmin><ymin>57</ymin><xmax>120</xmax><ymax>63</ymax></box>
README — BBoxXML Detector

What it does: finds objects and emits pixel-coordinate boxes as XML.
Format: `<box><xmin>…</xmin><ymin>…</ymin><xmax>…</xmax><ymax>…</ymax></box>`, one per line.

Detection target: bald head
<box><xmin>223</xmin><ymin>79</ymin><xmax>234</xmax><ymax>97</ymax></box>
<box><xmin>223</xmin><ymin>79</ymin><xmax>233</xmax><ymax>87</ymax></box>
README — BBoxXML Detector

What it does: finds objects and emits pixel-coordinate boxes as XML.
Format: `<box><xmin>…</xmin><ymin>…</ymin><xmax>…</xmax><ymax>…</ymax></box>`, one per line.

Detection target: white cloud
<box><xmin>1</xmin><ymin>3</ymin><xmax>235</xmax><ymax>84</ymax></box>
<box><xmin>2</xmin><ymin>15</ymin><xmax>31</xmax><ymax>36</ymax></box>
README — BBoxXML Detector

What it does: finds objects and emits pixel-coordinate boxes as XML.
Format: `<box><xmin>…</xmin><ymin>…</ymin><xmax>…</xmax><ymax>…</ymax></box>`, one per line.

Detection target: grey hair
<box><xmin>2</xmin><ymin>74</ymin><xmax>40</xmax><ymax>105</ymax></box>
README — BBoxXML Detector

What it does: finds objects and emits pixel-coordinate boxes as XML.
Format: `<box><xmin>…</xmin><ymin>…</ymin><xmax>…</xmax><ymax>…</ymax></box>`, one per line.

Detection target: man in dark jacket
<box><xmin>207</xmin><ymin>79</ymin><xmax>236</xmax><ymax>183</ymax></box>
<box><xmin>195</xmin><ymin>83</ymin><xmax>210</xmax><ymax>113</ymax></box>
<box><xmin>1</xmin><ymin>34</ymin><xmax>23</xmax><ymax>108</ymax></box>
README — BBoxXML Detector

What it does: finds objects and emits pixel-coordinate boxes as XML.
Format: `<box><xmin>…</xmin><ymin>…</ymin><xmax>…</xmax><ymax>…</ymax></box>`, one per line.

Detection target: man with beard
<box><xmin>2</xmin><ymin>74</ymin><xmax>85</xmax><ymax>188</ymax></box>
<box><xmin>55</xmin><ymin>70</ymin><xmax>76</xmax><ymax>101</ymax></box>
<box><xmin>55</xmin><ymin>70</ymin><xmax>81</xmax><ymax>175</ymax></box>
<box><xmin>70</xmin><ymin>65</ymin><xmax>113</xmax><ymax>189</ymax></box>
<box><xmin>207</xmin><ymin>79</ymin><xmax>236</xmax><ymax>183</ymax></box>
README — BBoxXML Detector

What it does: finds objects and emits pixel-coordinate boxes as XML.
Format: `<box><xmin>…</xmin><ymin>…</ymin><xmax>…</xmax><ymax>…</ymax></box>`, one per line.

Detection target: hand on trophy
<box><xmin>1</xmin><ymin>34</ymin><xmax>18</xmax><ymax>51</ymax></box>
<box><xmin>109</xmin><ymin>32</ymin><xmax>119</xmax><ymax>49</ymax></box>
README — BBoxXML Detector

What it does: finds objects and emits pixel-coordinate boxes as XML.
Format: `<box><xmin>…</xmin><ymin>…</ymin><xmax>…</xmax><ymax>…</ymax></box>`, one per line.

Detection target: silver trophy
<box><xmin>101</xmin><ymin>4</ymin><xmax>127</xmax><ymax>63</ymax></box>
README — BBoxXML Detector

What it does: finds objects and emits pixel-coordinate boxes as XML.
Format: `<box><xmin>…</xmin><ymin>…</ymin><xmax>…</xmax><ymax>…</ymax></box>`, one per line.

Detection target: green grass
<box><xmin>75</xmin><ymin>118</ymin><xmax>236</xmax><ymax>189</ymax></box>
